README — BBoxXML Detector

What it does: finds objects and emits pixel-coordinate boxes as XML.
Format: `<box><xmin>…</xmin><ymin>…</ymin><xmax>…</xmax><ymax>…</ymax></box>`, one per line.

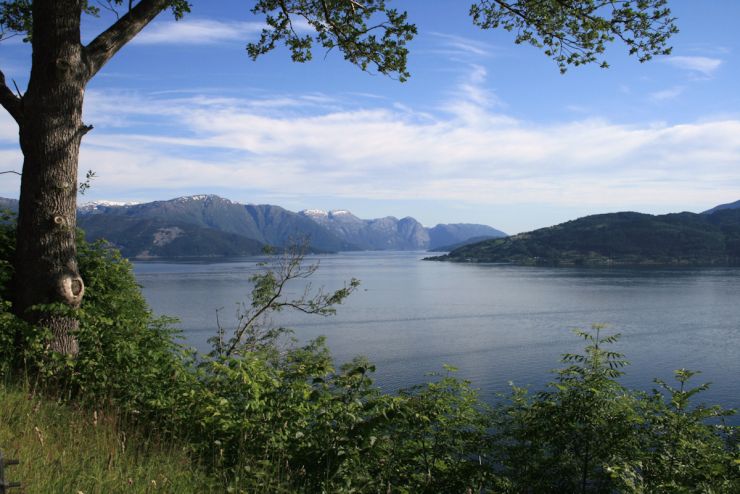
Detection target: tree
<box><xmin>0</xmin><ymin>0</ymin><xmax>677</xmax><ymax>355</ymax></box>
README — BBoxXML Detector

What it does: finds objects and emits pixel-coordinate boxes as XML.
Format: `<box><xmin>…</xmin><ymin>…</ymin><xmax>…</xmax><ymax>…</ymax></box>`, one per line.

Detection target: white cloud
<box><xmin>649</xmin><ymin>86</ymin><xmax>684</xmax><ymax>101</ymax></box>
<box><xmin>133</xmin><ymin>19</ymin><xmax>264</xmax><ymax>45</ymax></box>
<box><xmin>663</xmin><ymin>56</ymin><xmax>723</xmax><ymax>77</ymax></box>
<box><xmin>3</xmin><ymin>66</ymin><xmax>740</xmax><ymax>220</ymax></box>
<box><xmin>64</xmin><ymin>82</ymin><xmax>740</xmax><ymax>214</ymax></box>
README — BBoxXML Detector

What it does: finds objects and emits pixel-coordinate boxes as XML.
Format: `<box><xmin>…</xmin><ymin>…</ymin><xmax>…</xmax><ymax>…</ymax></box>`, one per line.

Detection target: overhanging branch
<box><xmin>83</xmin><ymin>0</ymin><xmax>170</xmax><ymax>80</ymax></box>
<box><xmin>0</xmin><ymin>69</ymin><xmax>22</xmax><ymax>124</ymax></box>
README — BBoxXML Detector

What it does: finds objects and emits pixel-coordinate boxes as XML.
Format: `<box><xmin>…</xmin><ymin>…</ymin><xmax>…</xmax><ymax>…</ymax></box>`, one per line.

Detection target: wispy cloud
<box><xmin>663</xmin><ymin>55</ymin><xmax>723</xmax><ymax>78</ymax></box>
<box><xmin>133</xmin><ymin>19</ymin><xmax>264</xmax><ymax>45</ymax></box>
<box><xmin>440</xmin><ymin>65</ymin><xmax>505</xmax><ymax>123</ymax></box>
<box><xmin>650</xmin><ymin>86</ymin><xmax>684</xmax><ymax>101</ymax></box>
<box><xmin>686</xmin><ymin>43</ymin><xmax>731</xmax><ymax>56</ymax></box>
<box><xmin>428</xmin><ymin>32</ymin><xmax>495</xmax><ymax>58</ymax></box>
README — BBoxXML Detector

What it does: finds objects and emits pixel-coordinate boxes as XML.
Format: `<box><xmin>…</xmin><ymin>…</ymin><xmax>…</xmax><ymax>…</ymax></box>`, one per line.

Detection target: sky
<box><xmin>1</xmin><ymin>0</ymin><xmax>739</xmax><ymax>234</ymax></box>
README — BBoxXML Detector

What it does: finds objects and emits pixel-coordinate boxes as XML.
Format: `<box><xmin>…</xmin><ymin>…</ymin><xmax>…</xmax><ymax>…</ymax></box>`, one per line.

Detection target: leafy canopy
<box><xmin>0</xmin><ymin>1</ymin><xmax>189</xmax><ymax>42</ymax></box>
<box><xmin>470</xmin><ymin>0</ymin><xmax>678</xmax><ymax>72</ymax></box>
<box><xmin>1</xmin><ymin>0</ymin><xmax>678</xmax><ymax>78</ymax></box>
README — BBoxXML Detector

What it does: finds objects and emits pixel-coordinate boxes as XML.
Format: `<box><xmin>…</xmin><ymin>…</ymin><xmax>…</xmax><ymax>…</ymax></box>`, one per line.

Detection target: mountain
<box><xmin>299</xmin><ymin>209</ymin><xmax>430</xmax><ymax>250</ymax></box>
<box><xmin>299</xmin><ymin>210</ymin><xmax>506</xmax><ymax>251</ymax></box>
<box><xmin>703</xmin><ymin>199</ymin><xmax>740</xmax><ymax>215</ymax></box>
<box><xmin>430</xmin><ymin>209</ymin><xmax>740</xmax><ymax>266</ymax></box>
<box><xmin>78</xmin><ymin>214</ymin><xmax>265</xmax><ymax>258</ymax></box>
<box><xmin>427</xmin><ymin>224</ymin><xmax>506</xmax><ymax>250</ymax></box>
<box><xmin>78</xmin><ymin>195</ymin><xmax>354</xmax><ymax>256</ymax></box>
<box><xmin>2</xmin><ymin>194</ymin><xmax>505</xmax><ymax>258</ymax></box>
<box><xmin>0</xmin><ymin>198</ymin><xmax>18</xmax><ymax>213</ymax></box>
<box><xmin>427</xmin><ymin>235</ymin><xmax>503</xmax><ymax>253</ymax></box>
<box><xmin>243</xmin><ymin>204</ymin><xmax>355</xmax><ymax>251</ymax></box>
<box><xmin>81</xmin><ymin>196</ymin><xmax>504</xmax><ymax>257</ymax></box>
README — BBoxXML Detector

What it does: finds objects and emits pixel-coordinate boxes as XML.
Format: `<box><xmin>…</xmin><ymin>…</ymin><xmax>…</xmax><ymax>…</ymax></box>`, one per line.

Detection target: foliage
<box><xmin>616</xmin><ymin>369</ymin><xmax>740</xmax><ymax>492</ymax></box>
<box><xmin>491</xmin><ymin>326</ymin><xmax>643</xmax><ymax>492</ymax></box>
<box><xmin>0</xmin><ymin>226</ymin><xmax>192</xmax><ymax>434</ymax></box>
<box><xmin>490</xmin><ymin>326</ymin><xmax>739</xmax><ymax>493</ymax></box>
<box><xmin>1</xmin><ymin>0</ymin><xmax>680</xmax><ymax>81</ymax></box>
<box><xmin>470</xmin><ymin>0</ymin><xmax>677</xmax><ymax>73</ymax></box>
<box><xmin>0</xmin><ymin>209</ymin><xmax>13</xmax><ymax>297</ymax></box>
<box><xmin>248</xmin><ymin>0</ymin><xmax>416</xmax><ymax>81</ymax></box>
<box><xmin>212</xmin><ymin>242</ymin><xmax>360</xmax><ymax>358</ymax></box>
<box><xmin>384</xmin><ymin>366</ymin><xmax>494</xmax><ymax>492</ymax></box>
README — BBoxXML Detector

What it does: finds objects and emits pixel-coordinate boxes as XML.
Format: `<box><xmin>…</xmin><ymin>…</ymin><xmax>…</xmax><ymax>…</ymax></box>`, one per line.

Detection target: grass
<box><xmin>0</xmin><ymin>382</ymin><xmax>217</xmax><ymax>493</ymax></box>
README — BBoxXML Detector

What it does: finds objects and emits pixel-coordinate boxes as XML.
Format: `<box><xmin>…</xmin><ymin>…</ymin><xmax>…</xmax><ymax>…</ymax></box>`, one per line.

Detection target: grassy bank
<box><xmin>0</xmin><ymin>382</ymin><xmax>215</xmax><ymax>493</ymax></box>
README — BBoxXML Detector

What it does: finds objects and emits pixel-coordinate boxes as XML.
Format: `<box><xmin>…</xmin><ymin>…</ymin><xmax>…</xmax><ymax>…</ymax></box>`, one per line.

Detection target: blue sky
<box><xmin>1</xmin><ymin>0</ymin><xmax>739</xmax><ymax>234</ymax></box>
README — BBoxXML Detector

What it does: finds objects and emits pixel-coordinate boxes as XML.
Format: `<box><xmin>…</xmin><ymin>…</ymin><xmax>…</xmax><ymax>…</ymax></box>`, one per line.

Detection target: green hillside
<box><xmin>430</xmin><ymin>209</ymin><xmax>740</xmax><ymax>266</ymax></box>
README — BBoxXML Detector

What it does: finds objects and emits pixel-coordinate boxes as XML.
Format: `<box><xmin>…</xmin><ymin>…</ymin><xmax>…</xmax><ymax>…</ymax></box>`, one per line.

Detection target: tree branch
<box><xmin>83</xmin><ymin>0</ymin><xmax>170</xmax><ymax>80</ymax></box>
<box><xmin>0</xmin><ymin>69</ymin><xmax>22</xmax><ymax>124</ymax></box>
<box><xmin>225</xmin><ymin>273</ymin><xmax>289</xmax><ymax>357</ymax></box>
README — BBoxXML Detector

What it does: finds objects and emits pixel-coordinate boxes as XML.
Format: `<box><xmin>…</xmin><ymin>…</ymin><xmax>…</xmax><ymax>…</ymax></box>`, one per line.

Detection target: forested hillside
<box><xmin>432</xmin><ymin>208</ymin><xmax>740</xmax><ymax>266</ymax></box>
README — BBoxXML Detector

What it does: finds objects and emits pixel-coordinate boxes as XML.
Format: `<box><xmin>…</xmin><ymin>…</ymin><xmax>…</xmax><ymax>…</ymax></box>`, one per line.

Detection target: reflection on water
<box><xmin>134</xmin><ymin>251</ymin><xmax>740</xmax><ymax>419</ymax></box>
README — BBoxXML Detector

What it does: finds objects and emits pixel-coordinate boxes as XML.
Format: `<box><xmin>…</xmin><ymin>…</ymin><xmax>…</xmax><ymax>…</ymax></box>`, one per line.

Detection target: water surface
<box><xmin>134</xmin><ymin>251</ymin><xmax>740</xmax><ymax>417</ymax></box>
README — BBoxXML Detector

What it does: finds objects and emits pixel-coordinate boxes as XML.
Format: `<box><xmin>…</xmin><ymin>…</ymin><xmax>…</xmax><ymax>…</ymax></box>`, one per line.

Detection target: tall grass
<box><xmin>0</xmin><ymin>381</ymin><xmax>216</xmax><ymax>493</ymax></box>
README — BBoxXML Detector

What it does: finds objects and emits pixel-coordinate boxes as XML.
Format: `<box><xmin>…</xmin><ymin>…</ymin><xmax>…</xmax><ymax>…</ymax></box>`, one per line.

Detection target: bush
<box><xmin>490</xmin><ymin>327</ymin><xmax>739</xmax><ymax>493</ymax></box>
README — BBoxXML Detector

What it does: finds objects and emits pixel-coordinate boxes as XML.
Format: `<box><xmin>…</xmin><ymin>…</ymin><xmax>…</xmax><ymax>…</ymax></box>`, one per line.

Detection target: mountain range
<box><xmin>430</xmin><ymin>202</ymin><xmax>740</xmax><ymax>266</ymax></box>
<box><xmin>0</xmin><ymin>195</ymin><xmax>506</xmax><ymax>258</ymax></box>
<box><xmin>8</xmin><ymin>195</ymin><xmax>739</xmax><ymax>264</ymax></box>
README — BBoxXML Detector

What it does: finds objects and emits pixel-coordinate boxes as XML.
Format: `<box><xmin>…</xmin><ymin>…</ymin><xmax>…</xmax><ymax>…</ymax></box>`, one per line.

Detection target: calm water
<box><xmin>133</xmin><ymin>251</ymin><xmax>740</xmax><ymax>417</ymax></box>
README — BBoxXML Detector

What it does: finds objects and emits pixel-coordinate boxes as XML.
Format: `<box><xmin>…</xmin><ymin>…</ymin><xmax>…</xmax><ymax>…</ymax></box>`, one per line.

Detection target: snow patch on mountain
<box><xmin>175</xmin><ymin>194</ymin><xmax>237</xmax><ymax>204</ymax></box>
<box><xmin>301</xmin><ymin>209</ymin><xmax>329</xmax><ymax>217</ymax></box>
<box><xmin>79</xmin><ymin>200</ymin><xmax>139</xmax><ymax>213</ymax></box>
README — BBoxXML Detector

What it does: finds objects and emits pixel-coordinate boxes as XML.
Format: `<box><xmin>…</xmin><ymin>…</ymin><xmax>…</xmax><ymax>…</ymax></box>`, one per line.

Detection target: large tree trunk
<box><xmin>12</xmin><ymin>0</ymin><xmax>87</xmax><ymax>355</ymax></box>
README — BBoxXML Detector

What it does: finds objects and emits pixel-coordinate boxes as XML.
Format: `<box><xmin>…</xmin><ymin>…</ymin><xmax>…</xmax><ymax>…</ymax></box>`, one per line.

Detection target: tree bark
<box><xmin>5</xmin><ymin>1</ymin><xmax>171</xmax><ymax>357</ymax></box>
<box><xmin>12</xmin><ymin>0</ymin><xmax>88</xmax><ymax>355</ymax></box>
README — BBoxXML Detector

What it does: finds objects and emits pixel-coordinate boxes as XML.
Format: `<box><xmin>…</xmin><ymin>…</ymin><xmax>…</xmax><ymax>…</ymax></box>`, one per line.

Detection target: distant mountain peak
<box><xmin>79</xmin><ymin>200</ymin><xmax>140</xmax><ymax>213</ymax></box>
<box><xmin>174</xmin><ymin>194</ymin><xmax>235</xmax><ymax>204</ymax></box>
<box><xmin>81</xmin><ymin>200</ymin><xmax>139</xmax><ymax>207</ymax></box>
<box><xmin>301</xmin><ymin>209</ymin><xmax>329</xmax><ymax>217</ymax></box>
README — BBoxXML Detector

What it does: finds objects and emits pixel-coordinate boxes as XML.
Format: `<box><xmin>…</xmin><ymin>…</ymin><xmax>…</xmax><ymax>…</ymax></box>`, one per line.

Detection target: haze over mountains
<box><xmin>6</xmin><ymin>195</ymin><xmax>503</xmax><ymax>258</ymax></box>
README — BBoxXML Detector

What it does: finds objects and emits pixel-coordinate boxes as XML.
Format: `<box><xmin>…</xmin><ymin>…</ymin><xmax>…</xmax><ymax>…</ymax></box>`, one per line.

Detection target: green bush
<box><xmin>490</xmin><ymin>327</ymin><xmax>739</xmax><ymax>493</ymax></box>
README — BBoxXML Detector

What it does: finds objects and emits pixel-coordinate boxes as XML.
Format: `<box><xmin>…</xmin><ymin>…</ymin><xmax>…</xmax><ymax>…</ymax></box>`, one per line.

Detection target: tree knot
<box><xmin>58</xmin><ymin>274</ymin><xmax>85</xmax><ymax>307</ymax></box>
